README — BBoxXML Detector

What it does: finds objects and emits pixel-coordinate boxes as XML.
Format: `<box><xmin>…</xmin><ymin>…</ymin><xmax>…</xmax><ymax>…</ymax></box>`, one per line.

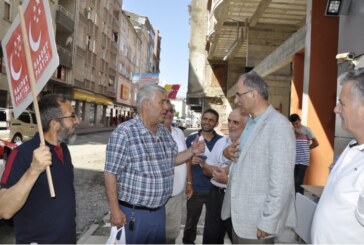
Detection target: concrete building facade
<box><xmin>0</xmin><ymin>0</ymin><xmax>161</xmax><ymax>128</ymax></box>
<box><xmin>188</xmin><ymin>0</ymin><xmax>362</xmax><ymax>186</ymax></box>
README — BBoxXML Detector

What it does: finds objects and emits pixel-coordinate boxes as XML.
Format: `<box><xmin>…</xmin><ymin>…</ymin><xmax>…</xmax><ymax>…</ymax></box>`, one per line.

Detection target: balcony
<box><xmin>57</xmin><ymin>45</ymin><xmax>72</xmax><ymax>68</ymax></box>
<box><xmin>56</xmin><ymin>5</ymin><xmax>74</xmax><ymax>33</ymax></box>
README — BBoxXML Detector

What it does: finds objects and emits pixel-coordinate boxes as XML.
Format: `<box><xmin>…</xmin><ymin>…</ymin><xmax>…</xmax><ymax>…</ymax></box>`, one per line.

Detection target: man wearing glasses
<box><xmin>0</xmin><ymin>94</ymin><xmax>80</xmax><ymax>244</ymax></box>
<box><xmin>222</xmin><ymin>71</ymin><xmax>296</xmax><ymax>244</ymax></box>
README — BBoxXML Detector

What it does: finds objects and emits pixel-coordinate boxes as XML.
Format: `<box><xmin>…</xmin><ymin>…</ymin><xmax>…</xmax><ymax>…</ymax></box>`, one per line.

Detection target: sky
<box><xmin>122</xmin><ymin>0</ymin><xmax>191</xmax><ymax>97</ymax></box>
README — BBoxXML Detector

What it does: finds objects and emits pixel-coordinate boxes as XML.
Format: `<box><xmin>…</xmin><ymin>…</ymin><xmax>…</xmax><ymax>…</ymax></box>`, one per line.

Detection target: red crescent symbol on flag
<box><xmin>10</xmin><ymin>54</ymin><xmax>22</xmax><ymax>81</ymax></box>
<box><xmin>29</xmin><ymin>22</ymin><xmax>41</xmax><ymax>52</ymax></box>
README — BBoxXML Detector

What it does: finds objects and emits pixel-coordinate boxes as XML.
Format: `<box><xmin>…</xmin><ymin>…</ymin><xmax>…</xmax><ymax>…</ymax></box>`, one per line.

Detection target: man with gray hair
<box><xmin>311</xmin><ymin>68</ymin><xmax>364</xmax><ymax>243</ymax></box>
<box><xmin>222</xmin><ymin>71</ymin><xmax>296</xmax><ymax>244</ymax></box>
<box><xmin>104</xmin><ymin>84</ymin><xmax>204</xmax><ymax>244</ymax></box>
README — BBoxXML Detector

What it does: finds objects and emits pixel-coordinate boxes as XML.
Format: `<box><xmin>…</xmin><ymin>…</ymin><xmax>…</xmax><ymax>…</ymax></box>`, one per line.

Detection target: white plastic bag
<box><xmin>106</xmin><ymin>226</ymin><xmax>126</xmax><ymax>245</ymax></box>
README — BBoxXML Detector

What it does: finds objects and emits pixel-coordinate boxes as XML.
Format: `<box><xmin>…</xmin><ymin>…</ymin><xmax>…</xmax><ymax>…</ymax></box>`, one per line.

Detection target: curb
<box><xmin>76</xmin><ymin>127</ymin><xmax>115</xmax><ymax>136</ymax></box>
<box><xmin>77</xmin><ymin>213</ymin><xmax>110</xmax><ymax>244</ymax></box>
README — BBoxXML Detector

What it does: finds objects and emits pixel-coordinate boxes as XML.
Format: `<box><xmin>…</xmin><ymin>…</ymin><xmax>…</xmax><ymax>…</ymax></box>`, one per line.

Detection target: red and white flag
<box><xmin>2</xmin><ymin>0</ymin><xmax>59</xmax><ymax>118</ymax></box>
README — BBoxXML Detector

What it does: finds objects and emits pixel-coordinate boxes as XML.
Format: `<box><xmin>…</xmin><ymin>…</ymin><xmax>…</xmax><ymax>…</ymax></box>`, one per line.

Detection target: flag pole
<box><xmin>18</xmin><ymin>5</ymin><xmax>55</xmax><ymax>197</ymax></box>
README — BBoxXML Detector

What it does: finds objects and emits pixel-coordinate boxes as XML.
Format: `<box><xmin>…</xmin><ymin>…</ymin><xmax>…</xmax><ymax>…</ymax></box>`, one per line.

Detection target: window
<box><xmin>18</xmin><ymin>112</ymin><xmax>31</xmax><ymax>123</ymax></box>
<box><xmin>31</xmin><ymin>112</ymin><xmax>37</xmax><ymax>124</ymax></box>
<box><xmin>4</xmin><ymin>1</ymin><xmax>11</xmax><ymax>20</ymax></box>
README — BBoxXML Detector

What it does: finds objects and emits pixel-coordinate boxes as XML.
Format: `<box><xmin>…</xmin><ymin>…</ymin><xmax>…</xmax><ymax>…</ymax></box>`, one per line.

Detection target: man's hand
<box><xmin>110</xmin><ymin>208</ymin><xmax>127</xmax><ymax>228</ymax></box>
<box><xmin>30</xmin><ymin>145</ymin><xmax>52</xmax><ymax>174</ymax></box>
<box><xmin>212</xmin><ymin>167</ymin><xmax>229</xmax><ymax>184</ymax></box>
<box><xmin>190</xmin><ymin>155</ymin><xmax>203</xmax><ymax>166</ymax></box>
<box><xmin>257</xmin><ymin>228</ymin><xmax>271</xmax><ymax>239</ymax></box>
<box><xmin>223</xmin><ymin>140</ymin><xmax>240</xmax><ymax>162</ymax></box>
<box><xmin>191</xmin><ymin>136</ymin><xmax>205</xmax><ymax>155</ymax></box>
<box><xmin>185</xmin><ymin>183</ymin><xmax>194</xmax><ymax>200</ymax></box>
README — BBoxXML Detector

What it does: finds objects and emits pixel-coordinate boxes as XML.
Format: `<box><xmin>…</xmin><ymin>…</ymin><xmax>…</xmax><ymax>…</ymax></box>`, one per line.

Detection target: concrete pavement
<box><xmin>77</xmin><ymin>213</ymin><xmax>299</xmax><ymax>244</ymax></box>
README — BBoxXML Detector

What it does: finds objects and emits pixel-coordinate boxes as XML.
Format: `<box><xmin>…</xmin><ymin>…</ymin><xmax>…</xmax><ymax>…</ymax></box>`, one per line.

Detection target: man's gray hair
<box><xmin>39</xmin><ymin>94</ymin><xmax>67</xmax><ymax>132</ymax></box>
<box><xmin>136</xmin><ymin>84</ymin><xmax>166</xmax><ymax>112</ymax></box>
<box><xmin>339</xmin><ymin>68</ymin><xmax>364</xmax><ymax>105</ymax></box>
<box><xmin>238</xmin><ymin>71</ymin><xmax>269</xmax><ymax>100</ymax></box>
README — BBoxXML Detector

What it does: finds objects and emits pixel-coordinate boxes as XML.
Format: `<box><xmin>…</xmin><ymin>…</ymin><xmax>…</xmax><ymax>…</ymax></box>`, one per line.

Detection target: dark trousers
<box><xmin>183</xmin><ymin>192</ymin><xmax>209</xmax><ymax>244</ymax></box>
<box><xmin>203</xmin><ymin>185</ymin><xmax>232</xmax><ymax>244</ymax></box>
<box><xmin>294</xmin><ymin>164</ymin><xmax>308</xmax><ymax>194</ymax></box>
<box><xmin>119</xmin><ymin>203</ymin><xmax>165</xmax><ymax>244</ymax></box>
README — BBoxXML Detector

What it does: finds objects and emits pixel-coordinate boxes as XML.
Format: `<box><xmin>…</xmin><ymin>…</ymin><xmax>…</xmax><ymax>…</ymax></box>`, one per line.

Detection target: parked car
<box><xmin>0</xmin><ymin>139</ymin><xmax>17</xmax><ymax>181</ymax></box>
<box><xmin>0</xmin><ymin>108</ymin><xmax>38</xmax><ymax>143</ymax></box>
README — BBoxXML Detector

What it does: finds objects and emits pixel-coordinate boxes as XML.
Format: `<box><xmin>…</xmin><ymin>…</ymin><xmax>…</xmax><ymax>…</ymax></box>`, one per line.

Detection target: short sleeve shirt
<box><xmin>105</xmin><ymin>116</ymin><xmax>178</xmax><ymax>208</ymax></box>
<box><xmin>295</xmin><ymin>125</ymin><xmax>314</xmax><ymax>166</ymax></box>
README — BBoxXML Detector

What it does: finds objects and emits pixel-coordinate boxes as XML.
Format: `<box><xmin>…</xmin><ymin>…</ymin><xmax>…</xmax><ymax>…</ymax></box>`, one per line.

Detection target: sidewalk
<box><xmin>77</xmin><ymin>214</ymin><xmax>299</xmax><ymax>244</ymax></box>
<box><xmin>77</xmin><ymin>213</ymin><xmax>208</xmax><ymax>244</ymax></box>
<box><xmin>75</xmin><ymin>125</ymin><xmax>115</xmax><ymax>135</ymax></box>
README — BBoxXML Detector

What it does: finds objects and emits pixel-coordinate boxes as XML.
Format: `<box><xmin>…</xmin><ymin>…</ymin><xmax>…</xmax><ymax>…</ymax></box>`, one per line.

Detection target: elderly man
<box><xmin>104</xmin><ymin>84</ymin><xmax>204</xmax><ymax>244</ymax></box>
<box><xmin>0</xmin><ymin>94</ymin><xmax>80</xmax><ymax>243</ymax></box>
<box><xmin>311</xmin><ymin>68</ymin><xmax>364</xmax><ymax>243</ymax></box>
<box><xmin>163</xmin><ymin>100</ymin><xmax>188</xmax><ymax>244</ymax></box>
<box><xmin>201</xmin><ymin>108</ymin><xmax>249</xmax><ymax>244</ymax></box>
<box><xmin>222</xmin><ymin>71</ymin><xmax>296</xmax><ymax>244</ymax></box>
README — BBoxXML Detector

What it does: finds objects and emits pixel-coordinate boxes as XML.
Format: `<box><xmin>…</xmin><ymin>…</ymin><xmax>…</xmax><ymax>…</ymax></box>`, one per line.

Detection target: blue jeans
<box><xmin>119</xmin><ymin>204</ymin><xmax>165</xmax><ymax>244</ymax></box>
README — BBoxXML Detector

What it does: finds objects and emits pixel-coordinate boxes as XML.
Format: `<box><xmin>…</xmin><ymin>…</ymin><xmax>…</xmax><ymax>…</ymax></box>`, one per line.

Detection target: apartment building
<box><xmin>0</xmin><ymin>0</ymin><xmax>161</xmax><ymax>128</ymax></box>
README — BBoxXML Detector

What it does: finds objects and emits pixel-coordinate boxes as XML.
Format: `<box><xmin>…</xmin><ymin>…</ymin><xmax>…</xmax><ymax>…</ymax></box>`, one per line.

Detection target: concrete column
<box><xmin>297</xmin><ymin>0</ymin><xmax>339</xmax><ymax>186</ymax></box>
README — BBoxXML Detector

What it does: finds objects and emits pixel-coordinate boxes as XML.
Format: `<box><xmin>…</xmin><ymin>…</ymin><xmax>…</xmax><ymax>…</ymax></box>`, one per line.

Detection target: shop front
<box><xmin>72</xmin><ymin>89</ymin><xmax>113</xmax><ymax>128</ymax></box>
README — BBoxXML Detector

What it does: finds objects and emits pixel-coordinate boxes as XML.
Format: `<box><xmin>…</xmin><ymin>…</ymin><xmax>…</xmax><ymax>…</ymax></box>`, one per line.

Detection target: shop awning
<box><xmin>72</xmin><ymin>89</ymin><xmax>113</xmax><ymax>105</ymax></box>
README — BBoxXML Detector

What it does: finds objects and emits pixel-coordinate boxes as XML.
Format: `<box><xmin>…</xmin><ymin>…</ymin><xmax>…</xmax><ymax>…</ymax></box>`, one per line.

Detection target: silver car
<box><xmin>0</xmin><ymin>108</ymin><xmax>38</xmax><ymax>143</ymax></box>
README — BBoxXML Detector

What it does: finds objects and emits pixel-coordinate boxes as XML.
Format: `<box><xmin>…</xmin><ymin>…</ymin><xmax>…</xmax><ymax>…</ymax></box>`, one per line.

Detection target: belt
<box><xmin>118</xmin><ymin>200</ymin><xmax>160</xmax><ymax>211</ymax></box>
<box><xmin>212</xmin><ymin>185</ymin><xmax>226</xmax><ymax>194</ymax></box>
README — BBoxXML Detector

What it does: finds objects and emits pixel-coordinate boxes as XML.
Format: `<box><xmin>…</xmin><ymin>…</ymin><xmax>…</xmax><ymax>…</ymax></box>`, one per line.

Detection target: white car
<box><xmin>0</xmin><ymin>108</ymin><xmax>38</xmax><ymax>143</ymax></box>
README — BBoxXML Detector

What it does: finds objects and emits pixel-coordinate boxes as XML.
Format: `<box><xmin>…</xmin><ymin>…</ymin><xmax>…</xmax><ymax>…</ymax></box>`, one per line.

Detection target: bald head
<box><xmin>228</xmin><ymin>108</ymin><xmax>249</xmax><ymax>142</ymax></box>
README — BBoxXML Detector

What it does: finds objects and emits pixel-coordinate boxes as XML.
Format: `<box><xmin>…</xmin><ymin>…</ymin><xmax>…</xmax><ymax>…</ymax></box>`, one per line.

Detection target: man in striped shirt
<box><xmin>289</xmin><ymin>114</ymin><xmax>319</xmax><ymax>194</ymax></box>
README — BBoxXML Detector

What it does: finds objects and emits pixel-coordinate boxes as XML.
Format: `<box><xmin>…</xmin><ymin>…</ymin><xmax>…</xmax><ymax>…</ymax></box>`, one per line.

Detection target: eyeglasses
<box><xmin>48</xmin><ymin>113</ymin><xmax>78</xmax><ymax>125</ymax></box>
<box><xmin>235</xmin><ymin>90</ymin><xmax>252</xmax><ymax>98</ymax></box>
<box><xmin>56</xmin><ymin>113</ymin><xmax>78</xmax><ymax>121</ymax></box>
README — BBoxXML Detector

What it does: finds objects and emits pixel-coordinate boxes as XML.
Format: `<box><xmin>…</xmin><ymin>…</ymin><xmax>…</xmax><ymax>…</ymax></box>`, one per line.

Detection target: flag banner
<box><xmin>164</xmin><ymin>84</ymin><xmax>181</xmax><ymax>99</ymax></box>
<box><xmin>2</xmin><ymin>0</ymin><xmax>59</xmax><ymax>118</ymax></box>
<box><xmin>132</xmin><ymin>73</ymin><xmax>159</xmax><ymax>84</ymax></box>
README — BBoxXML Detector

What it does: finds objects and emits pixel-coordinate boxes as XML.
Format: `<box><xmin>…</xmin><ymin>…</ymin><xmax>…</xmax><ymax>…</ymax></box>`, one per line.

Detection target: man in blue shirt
<box><xmin>183</xmin><ymin>108</ymin><xmax>223</xmax><ymax>244</ymax></box>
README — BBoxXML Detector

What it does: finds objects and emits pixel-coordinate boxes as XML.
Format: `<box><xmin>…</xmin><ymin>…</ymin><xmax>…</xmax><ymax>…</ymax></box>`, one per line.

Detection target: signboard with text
<box><xmin>132</xmin><ymin>73</ymin><xmax>159</xmax><ymax>84</ymax></box>
<box><xmin>2</xmin><ymin>0</ymin><xmax>59</xmax><ymax>117</ymax></box>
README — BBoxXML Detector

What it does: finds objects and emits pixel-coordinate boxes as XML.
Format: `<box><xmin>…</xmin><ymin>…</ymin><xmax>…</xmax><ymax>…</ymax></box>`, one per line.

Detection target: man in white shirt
<box><xmin>311</xmin><ymin>68</ymin><xmax>364</xmax><ymax>243</ymax></box>
<box><xmin>201</xmin><ymin>108</ymin><xmax>249</xmax><ymax>243</ymax></box>
<box><xmin>163</xmin><ymin>100</ymin><xmax>188</xmax><ymax>244</ymax></box>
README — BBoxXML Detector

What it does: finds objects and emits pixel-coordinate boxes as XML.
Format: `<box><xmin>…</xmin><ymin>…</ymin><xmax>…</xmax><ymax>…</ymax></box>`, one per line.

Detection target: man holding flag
<box><xmin>0</xmin><ymin>94</ymin><xmax>80</xmax><ymax>244</ymax></box>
